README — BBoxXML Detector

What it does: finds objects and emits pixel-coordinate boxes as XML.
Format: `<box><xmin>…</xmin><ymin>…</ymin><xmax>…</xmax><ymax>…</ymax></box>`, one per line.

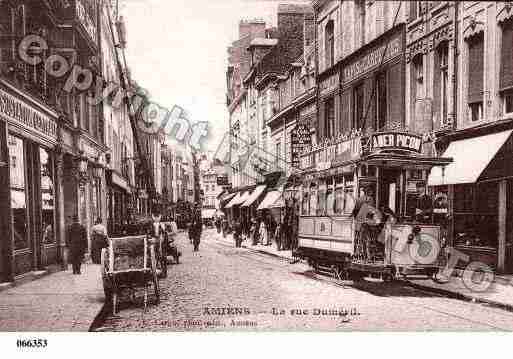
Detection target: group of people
<box><xmin>65</xmin><ymin>212</ymin><xmax>184</xmax><ymax>276</ymax></box>
<box><xmin>220</xmin><ymin>208</ymin><xmax>298</xmax><ymax>252</ymax></box>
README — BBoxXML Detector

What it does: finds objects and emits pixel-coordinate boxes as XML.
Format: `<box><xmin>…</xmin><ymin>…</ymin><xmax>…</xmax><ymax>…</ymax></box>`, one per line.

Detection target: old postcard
<box><xmin>1</xmin><ymin>0</ymin><xmax>513</xmax><ymax>342</ymax></box>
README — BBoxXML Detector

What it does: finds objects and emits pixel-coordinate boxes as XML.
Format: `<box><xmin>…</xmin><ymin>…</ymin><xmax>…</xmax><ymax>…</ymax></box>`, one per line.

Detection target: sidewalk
<box><xmin>215</xmin><ymin>232</ymin><xmax>295</xmax><ymax>261</ymax></box>
<box><xmin>214</xmin><ymin>232</ymin><xmax>513</xmax><ymax>311</ymax></box>
<box><xmin>0</xmin><ymin>263</ymin><xmax>105</xmax><ymax>331</ymax></box>
<box><xmin>406</xmin><ymin>273</ymin><xmax>513</xmax><ymax>312</ymax></box>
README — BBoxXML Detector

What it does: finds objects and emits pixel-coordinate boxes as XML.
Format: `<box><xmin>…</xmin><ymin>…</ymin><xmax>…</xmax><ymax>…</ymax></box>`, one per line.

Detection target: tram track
<box><xmin>209</xmin><ymin>238</ymin><xmax>513</xmax><ymax>331</ymax></box>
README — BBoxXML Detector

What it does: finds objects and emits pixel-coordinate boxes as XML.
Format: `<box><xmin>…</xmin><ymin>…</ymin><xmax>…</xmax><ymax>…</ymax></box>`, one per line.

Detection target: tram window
<box><xmin>344</xmin><ymin>188</ymin><xmax>355</xmax><ymax>214</ymax></box>
<box><xmin>335</xmin><ymin>187</ymin><xmax>344</xmax><ymax>214</ymax></box>
<box><xmin>317</xmin><ymin>189</ymin><xmax>327</xmax><ymax>215</ymax></box>
<box><xmin>302</xmin><ymin>192</ymin><xmax>310</xmax><ymax>215</ymax></box>
<box><xmin>327</xmin><ymin>189</ymin><xmax>334</xmax><ymax>215</ymax></box>
<box><xmin>309</xmin><ymin>189</ymin><xmax>318</xmax><ymax>216</ymax></box>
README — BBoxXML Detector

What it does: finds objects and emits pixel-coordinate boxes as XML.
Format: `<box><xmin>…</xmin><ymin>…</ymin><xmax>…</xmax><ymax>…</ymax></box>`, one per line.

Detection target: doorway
<box><xmin>379</xmin><ymin>167</ymin><xmax>401</xmax><ymax>215</ymax></box>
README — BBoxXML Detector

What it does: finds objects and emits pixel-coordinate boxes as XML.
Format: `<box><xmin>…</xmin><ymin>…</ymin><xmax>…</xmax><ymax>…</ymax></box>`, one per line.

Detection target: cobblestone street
<box><xmin>94</xmin><ymin>229</ymin><xmax>513</xmax><ymax>331</ymax></box>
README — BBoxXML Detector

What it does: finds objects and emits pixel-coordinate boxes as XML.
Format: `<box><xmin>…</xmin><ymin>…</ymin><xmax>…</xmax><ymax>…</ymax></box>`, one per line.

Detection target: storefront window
<box><xmin>8</xmin><ymin>135</ymin><xmax>29</xmax><ymax>250</ymax></box>
<box><xmin>454</xmin><ymin>182</ymin><xmax>498</xmax><ymax>248</ymax></box>
<box><xmin>40</xmin><ymin>147</ymin><xmax>55</xmax><ymax>244</ymax></box>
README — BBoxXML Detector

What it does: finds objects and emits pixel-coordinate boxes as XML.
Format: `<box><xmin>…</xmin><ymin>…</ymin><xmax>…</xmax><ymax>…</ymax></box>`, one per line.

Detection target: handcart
<box><xmin>101</xmin><ymin>235</ymin><xmax>160</xmax><ymax>315</ymax></box>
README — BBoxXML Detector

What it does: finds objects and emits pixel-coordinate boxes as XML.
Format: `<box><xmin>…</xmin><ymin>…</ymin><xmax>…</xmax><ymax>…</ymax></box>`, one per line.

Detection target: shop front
<box><xmin>0</xmin><ymin>84</ymin><xmax>60</xmax><ymax>281</ymax></box>
<box><xmin>106</xmin><ymin>170</ymin><xmax>132</xmax><ymax>236</ymax></box>
<box><xmin>428</xmin><ymin>127</ymin><xmax>513</xmax><ymax>273</ymax></box>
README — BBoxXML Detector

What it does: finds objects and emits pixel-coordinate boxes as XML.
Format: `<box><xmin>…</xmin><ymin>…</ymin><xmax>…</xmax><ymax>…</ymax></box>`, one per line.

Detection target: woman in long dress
<box><xmin>259</xmin><ymin>218</ymin><xmax>267</xmax><ymax>246</ymax></box>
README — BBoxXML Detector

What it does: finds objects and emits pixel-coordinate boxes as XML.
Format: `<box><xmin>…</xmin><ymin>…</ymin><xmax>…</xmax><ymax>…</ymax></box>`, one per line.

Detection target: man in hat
<box><xmin>66</xmin><ymin>215</ymin><xmax>87</xmax><ymax>274</ymax></box>
<box><xmin>191</xmin><ymin>206</ymin><xmax>203</xmax><ymax>251</ymax></box>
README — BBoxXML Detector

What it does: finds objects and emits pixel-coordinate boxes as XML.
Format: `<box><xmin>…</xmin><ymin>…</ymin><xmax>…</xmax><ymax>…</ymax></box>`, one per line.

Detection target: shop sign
<box><xmin>300</xmin><ymin>136</ymin><xmax>362</xmax><ymax>170</ymax></box>
<box><xmin>319</xmin><ymin>72</ymin><xmax>339</xmax><ymax>96</ymax></box>
<box><xmin>291</xmin><ymin>124</ymin><xmax>311</xmax><ymax>168</ymax></box>
<box><xmin>369</xmin><ymin>132</ymin><xmax>422</xmax><ymax>153</ymax></box>
<box><xmin>0</xmin><ymin>89</ymin><xmax>57</xmax><ymax>139</ymax></box>
<box><xmin>333</xmin><ymin>137</ymin><xmax>361</xmax><ymax>164</ymax></box>
<box><xmin>217</xmin><ymin>175</ymin><xmax>229</xmax><ymax>186</ymax></box>
<box><xmin>343</xmin><ymin>33</ymin><xmax>402</xmax><ymax>84</ymax></box>
<box><xmin>76</xmin><ymin>0</ymin><xmax>97</xmax><ymax>45</ymax></box>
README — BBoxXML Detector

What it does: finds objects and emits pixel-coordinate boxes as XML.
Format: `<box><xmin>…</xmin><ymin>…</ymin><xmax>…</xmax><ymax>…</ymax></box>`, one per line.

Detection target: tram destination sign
<box><xmin>369</xmin><ymin>132</ymin><xmax>422</xmax><ymax>153</ymax></box>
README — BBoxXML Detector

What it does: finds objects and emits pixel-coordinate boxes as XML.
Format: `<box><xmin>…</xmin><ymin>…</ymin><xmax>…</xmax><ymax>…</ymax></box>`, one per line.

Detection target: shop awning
<box><xmin>224</xmin><ymin>192</ymin><xmax>241</xmax><ymax>208</ymax></box>
<box><xmin>257</xmin><ymin>189</ymin><xmax>284</xmax><ymax>210</ymax></box>
<box><xmin>237</xmin><ymin>191</ymin><xmax>251</xmax><ymax>205</ymax></box>
<box><xmin>220</xmin><ymin>192</ymin><xmax>236</xmax><ymax>202</ymax></box>
<box><xmin>241</xmin><ymin>185</ymin><xmax>266</xmax><ymax>207</ymax></box>
<box><xmin>428</xmin><ymin>129</ymin><xmax>513</xmax><ymax>186</ymax></box>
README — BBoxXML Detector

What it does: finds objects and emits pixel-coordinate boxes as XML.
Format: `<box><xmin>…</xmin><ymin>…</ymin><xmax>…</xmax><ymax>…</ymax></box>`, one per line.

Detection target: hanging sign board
<box><xmin>291</xmin><ymin>124</ymin><xmax>311</xmax><ymax>169</ymax></box>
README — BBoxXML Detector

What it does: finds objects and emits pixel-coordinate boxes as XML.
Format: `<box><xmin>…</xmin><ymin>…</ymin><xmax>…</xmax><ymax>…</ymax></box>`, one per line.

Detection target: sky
<box><xmin>120</xmin><ymin>0</ymin><xmax>309</xmax><ymax>154</ymax></box>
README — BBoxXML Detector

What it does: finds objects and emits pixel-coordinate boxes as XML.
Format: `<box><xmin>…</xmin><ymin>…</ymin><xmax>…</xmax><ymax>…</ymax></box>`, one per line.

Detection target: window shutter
<box><xmin>468</xmin><ymin>35</ymin><xmax>484</xmax><ymax>104</ymax></box>
<box><xmin>433</xmin><ymin>49</ymin><xmax>441</xmax><ymax>129</ymax></box>
<box><xmin>363</xmin><ymin>77</ymin><xmax>375</xmax><ymax>131</ymax></box>
<box><xmin>388</xmin><ymin>62</ymin><xmax>403</xmax><ymax>129</ymax></box>
<box><xmin>341</xmin><ymin>89</ymin><xmax>351</xmax><ymax>134</ymax></box>
<box><xmin>318</xmin><ymin>100</ymin><xmax>325</xmax><ymax>140</ymax></box>
<box><xmin>500</xmin><ymin>23</ymin><xmax>513</xmax><ymax>91</ymax></box>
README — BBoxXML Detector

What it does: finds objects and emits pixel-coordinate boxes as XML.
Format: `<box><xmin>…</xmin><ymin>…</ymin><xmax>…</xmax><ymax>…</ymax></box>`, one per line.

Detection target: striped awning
<box><xmin>241</xmin><ymin>185</ymin><xmax>266</xmax><ymax>207</ymax></box>
<box><xmin>257</xmin><ymin>189</ymin><xmax>284</xmax><ymax>210</ymax></box>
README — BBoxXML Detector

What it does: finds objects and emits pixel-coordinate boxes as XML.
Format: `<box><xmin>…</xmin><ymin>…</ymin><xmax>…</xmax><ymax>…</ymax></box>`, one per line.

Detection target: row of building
<box><xmin>224</xmin><ymin>1</ymin><xmax>513</xmax><ymax>273</ymax></box>
<box><xmin>0</xmin><ymin>0</ymin><xmax>196</xmax><ymax>283</ymax></box>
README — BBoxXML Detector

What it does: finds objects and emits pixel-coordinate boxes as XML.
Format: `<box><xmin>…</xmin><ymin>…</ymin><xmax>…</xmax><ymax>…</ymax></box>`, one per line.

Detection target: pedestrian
<box><xmin>275</xmin><ymin>220</ymin><xmax>282</xmax><ymax>251</ymax></box>
<box><xmin>233</xmin><ymin>219</ymin><xmax>243</xmax><ymax>248</ymax></box>
<box><xmin>265</xmin><ymin>214</ymin><xmax>272</xmax><ymax>246</ymax></box>
<box><xmin>91</xmin><ymin>217</ymin><xmax>108</xmax><ymax>264</ymax></box>
<box><xmin>222</xmin><ymin>217</ymin><xmax>228</xmax><ymax>238</ymax></box>
<box><xmin>191</xmin><ymin>209</ymin><xmax>203</xmax><ymax>252</ymax></box>
<box><xmin>66</xmin><ymin>215</ymin><xmax>87</xmax><ymax>275</ymax></box>
<box><xmin>259</xmin><ymin>216</ymin><xmax>267</xmax><ymax>246</ymax></box>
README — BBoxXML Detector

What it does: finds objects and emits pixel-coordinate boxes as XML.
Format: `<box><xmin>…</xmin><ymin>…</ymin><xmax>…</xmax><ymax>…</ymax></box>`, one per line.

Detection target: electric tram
<box><xmin>295</xmin><ymin>131</ymin><xmax>452</xmax><ymax>281</ymax></box>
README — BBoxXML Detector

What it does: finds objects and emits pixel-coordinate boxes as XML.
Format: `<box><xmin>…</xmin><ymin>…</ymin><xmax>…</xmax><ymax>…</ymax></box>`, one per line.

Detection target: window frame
<box><xmin>324</xmin><ymin>97</ymin><xmax>335</xmax><ymax>139</ymax></box>
<box><xmin>325</xmin><ymin>20</ymin><xmax>335</xmax><ymax>68</ymax></box>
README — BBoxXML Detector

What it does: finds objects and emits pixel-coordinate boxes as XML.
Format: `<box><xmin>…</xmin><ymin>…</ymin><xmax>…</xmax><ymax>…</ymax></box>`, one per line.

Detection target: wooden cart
<box><xmin>101</xmin><ymin>235</ymin><xmax>160</xmax><ymax>315</ymax></box>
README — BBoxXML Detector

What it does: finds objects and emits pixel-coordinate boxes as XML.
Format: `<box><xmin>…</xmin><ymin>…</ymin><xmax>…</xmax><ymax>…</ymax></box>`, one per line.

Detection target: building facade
<box><xmin>0</xmin><ymin>0</ymin><xmax>112</xmax><ymax>281</ymax></box>
<box><xmin>426</xmin><ymin>1</ymin><xmax>513</xmax><ymax>273</ymax></box>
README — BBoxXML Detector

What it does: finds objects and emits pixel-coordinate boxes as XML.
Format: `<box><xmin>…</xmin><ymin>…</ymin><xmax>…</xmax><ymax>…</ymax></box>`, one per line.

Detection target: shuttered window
<box><xmin>325</xmin><ymin>98</ymin><xmax>335</xmax><ymax>139</ymax></box>
<box><xmin>500</xmin><ymin>21</ymin><xmax>513</xmax><ymax>91</ymax></box>
<box><xmin>467</xmin><ymin>34</ymin><xmax>484</xmax><ymax>104</ymax></box>
<box><xmin>340</xmin><ymin>90</ymin><xmax>351</xmax><ymax>134</ymax></box>
<box><xmin>353</xmin><ymin>84</ymin><xmax>364</xmax><ymax>130</ymax></box>
<box><xmin>376</xmin><ymin>72</ymin><xmax>387</xmax><ymax>131</ymax></box>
